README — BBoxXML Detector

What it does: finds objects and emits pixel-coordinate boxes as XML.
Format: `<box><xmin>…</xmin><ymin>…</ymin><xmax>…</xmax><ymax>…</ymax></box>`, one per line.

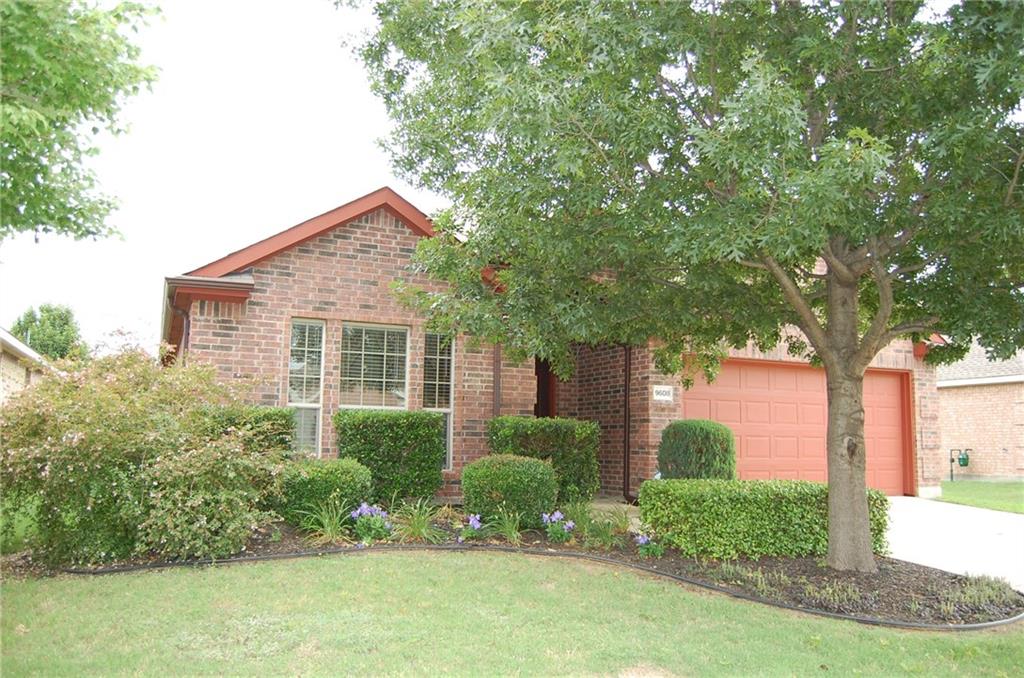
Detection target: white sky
<box><xmin>0</xmin><ymin>0</ymin><xmax>447</xmax><ymax>351</ymax></box>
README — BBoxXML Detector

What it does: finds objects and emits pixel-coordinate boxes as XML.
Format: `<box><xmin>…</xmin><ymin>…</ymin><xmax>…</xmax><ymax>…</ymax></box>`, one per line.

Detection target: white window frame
<box><xmin>287</xmin><ymin>318</ymin><xmax>326</xmax><ymax>457</ymax></box>
<box><xmin>423</xmin><ymin>332</ymin><xmax>455</xmax><ymax>470</ymax></box>
<box><xmin>338</xmin><ymin>322</ymin><xmax>411</xmax><ymax>410</ymax></box>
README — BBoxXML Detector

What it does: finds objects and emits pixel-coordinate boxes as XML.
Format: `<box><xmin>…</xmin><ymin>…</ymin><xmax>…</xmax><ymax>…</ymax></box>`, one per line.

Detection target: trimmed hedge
<box><xmin>638</xmin><ymin>479</ymin><xmax>889</xmax><ymax>559</ymax></box>
<box><xmin>278</xmin><ymin>457</ymin><xmax>373</xmax><ymax>524</ymax></box>
<box><xmin>461</xmin><ymin>454</ymin><xmax>558</xmax><ymax>528</ymax></box>
<box><xmin>657</xmin><ymin>419</ymin><xmax>736</xmax><ymax>480</ymax></box>
<box><xmin>334</xmin><ymin>409</ymin><xmax>445</xmax><ymax>501</ymax></box>
<box><xmin>487</xmin><ymin>416</ymin><xmax>600</xmax><ymax>501</ymax></box>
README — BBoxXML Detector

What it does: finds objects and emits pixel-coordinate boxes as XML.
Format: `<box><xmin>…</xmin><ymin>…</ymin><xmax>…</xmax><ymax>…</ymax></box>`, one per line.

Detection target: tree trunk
<box><xmin>824</xmin><ymin>362</ymin><xmax>877</xmax><ymax>572</ymax></box>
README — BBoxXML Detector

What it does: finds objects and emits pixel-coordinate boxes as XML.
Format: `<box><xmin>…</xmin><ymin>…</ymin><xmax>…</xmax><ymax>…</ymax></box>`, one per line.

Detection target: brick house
<box><xmin>937</xmin><ymin>342</ymin><xmax>1024</xmax><ymax>480</ymax></box>
<box><xmin>161</xmin><ymin>187</ymin><xmax>942</xmax><ymax>500</ymax></box>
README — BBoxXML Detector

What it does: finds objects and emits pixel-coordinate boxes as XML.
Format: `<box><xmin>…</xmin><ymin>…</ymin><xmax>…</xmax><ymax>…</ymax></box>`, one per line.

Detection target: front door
<box><xmin>534</xmin><ymin>358</ymin><xmax>557</xmax><ymax>417</ymax></box>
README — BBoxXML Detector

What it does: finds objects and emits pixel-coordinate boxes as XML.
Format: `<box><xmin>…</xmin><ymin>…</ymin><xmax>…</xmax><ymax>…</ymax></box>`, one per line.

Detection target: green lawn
<box><xmin>939</xmin><ymin>480</ymin><xmax>1024</xmax><ymax>514</ymax></box>
<box><xmin>2</xmin><ymin>552</ymin><xmax>1022</xmax><ymax>676</ymax></box>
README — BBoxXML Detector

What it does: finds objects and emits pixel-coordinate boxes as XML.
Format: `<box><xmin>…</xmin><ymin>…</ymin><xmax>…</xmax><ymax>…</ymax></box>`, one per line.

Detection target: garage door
<box><xmin>681</xmin><ymin>361</ymin><xmax>909</xmax><ymax>495</ymax></box>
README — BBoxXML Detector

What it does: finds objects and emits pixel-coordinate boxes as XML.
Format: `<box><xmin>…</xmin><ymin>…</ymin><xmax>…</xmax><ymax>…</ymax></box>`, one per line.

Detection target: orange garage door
<box><xmin>681</xmin><ymin>361</ymin><xmax>910</xmax><ymax>495</ymax></box>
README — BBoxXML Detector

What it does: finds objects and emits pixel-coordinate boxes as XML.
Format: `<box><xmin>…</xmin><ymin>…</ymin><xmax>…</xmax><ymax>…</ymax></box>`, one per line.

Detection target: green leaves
<box><xmin>361</xmin><ymin>0</ymin><xmax>1023</xmax><ymax>375</ymax></box>
<box><xmin>1</xmin><ymin>1</ymin><xmax>157</xmax><ymax>240</ymax></box>
<box><xmin>638</xmin><ymin>479</ymin><xmax>889</xmax><ymax>560</ymax></box>
<box><xmin>10</xmin><ymin>304</ymin><xmax>88</xmax><ymax>361</ymax></box>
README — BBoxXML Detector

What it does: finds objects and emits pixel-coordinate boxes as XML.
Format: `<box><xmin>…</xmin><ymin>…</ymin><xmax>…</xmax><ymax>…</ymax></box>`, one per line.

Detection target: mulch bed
<box><xmin>5</xmin><ymin>521</ymin><xmax>1023</xmax><ymax>627</ymax></box>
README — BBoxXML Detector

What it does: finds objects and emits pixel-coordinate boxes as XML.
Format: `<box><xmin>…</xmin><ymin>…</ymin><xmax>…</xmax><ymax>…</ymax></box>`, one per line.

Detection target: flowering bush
<box><xmin>542</xmin><ymin>511</ymin><xmax>575</xmax><ymax>544</ymax></box>
<box><xmin>633</xmin><ymin>533</ymin><xmax>666</xmax><ymax>559</ymax></box>
<box><xmin>350</xmin><ymin>502</ymin><xmax>392</xmax><ymax>543</ymax></box>
<box><xmin>0</xmin><ymin>348</ymin><xmax>287</xmax><ymax>564</ymax></box>
<box><xmin>458</xmin><ymin>513</ymin><xmax>490</xmax><ymax>542</ymax></box>
<box><xmin>138</xmin><ymin>431</ymin><xmax>281</xmax><ymax>560</ymax></box>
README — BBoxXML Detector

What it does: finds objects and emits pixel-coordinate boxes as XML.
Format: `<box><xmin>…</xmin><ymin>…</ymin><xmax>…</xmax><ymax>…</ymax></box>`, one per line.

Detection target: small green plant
<box><xmin>633</xmin><ymin>534</ymin><xmax>665</xmax><ymax>559</ymax></box>
<box><xmin>492</xmin><ymin>507</ymin><xmax>522</xmax><ymax>545</ymax></box>
<box><xmin>802</xmin><ymin>580</ymin><xmax>862</xmax><ymax>611</ymax></box>
<box><xmin>907</xmin><ymin>599</ymin><xmax>921</xmax><ymax>615</ymax></box>
<box><xmin>541</xmin><ymin>511</ymin><xmax>575</xmax><ymax>544</ymax></box>
<box><xmin>941</xmin><ymin>576</ymin><xmax>1019</xmax><ymax>609</ymax></box>
<box><xmin>457</xmin><ymin>513</ymin><xmax>491</xmax><ymax>542</ymax></box>
<box><xmin>393</xmin><ymin>499</ymin><xmax>446</xmax><ymax>544</ymax></box>
<box><xmin>296</xmin><ymin>499</ymin><xmax>351</xmax><ymax>546</ymax></box>
<box><xmin>583</xmin><ymin>517</ymin><xmax>622</xmax><ymax>550</ymax></box>
<box><xmin>349</xmin><ymin>503</ymin><xmax>392</xmax><ymax>544</ymax></box>
<box><xmin>605</xmin><ymin>507</ymin><xmax>633</xmax><ymax>535</ymax></box>
<box><xmin>561</xmin><ymin>499</ymin><xmax>594</xmax><ymax>532</ymax></box>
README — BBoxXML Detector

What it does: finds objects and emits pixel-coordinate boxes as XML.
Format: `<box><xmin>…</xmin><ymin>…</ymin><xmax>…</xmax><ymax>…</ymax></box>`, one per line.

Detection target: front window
<box><xmin>340</xmin><ymin>324</ymin><xmax>408</xmax><ymax>408</ymax></box>
<box><xmin>288</xmin><ymin>319</ymin><xmax>324</xmax><ymax>454</ymax></box>
<box><xmin>423</xmin><ymin>332</ymin><xmax>454</xmax><ymax>469</ymax></box>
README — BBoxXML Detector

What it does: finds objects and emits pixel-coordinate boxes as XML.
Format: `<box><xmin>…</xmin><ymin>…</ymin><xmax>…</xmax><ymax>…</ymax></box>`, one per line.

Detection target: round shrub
<box><xmin>487</xmin><ymin>416</ymin><xmax>600</xmax><ymax>502</ymax></box>
<box><xmin>657</xmin><ymin>419</ymin><xmax>736</xmax><ymax>480</ymax></box>
<box><xmin>279</xmin><ymin>457</ymin><xmax>373</xmax><ymax>524</ymax></box>
<box><xmin>461</xmin><ymin>454</ymin><xmax>558</xmax><ymax>528</ymax></box>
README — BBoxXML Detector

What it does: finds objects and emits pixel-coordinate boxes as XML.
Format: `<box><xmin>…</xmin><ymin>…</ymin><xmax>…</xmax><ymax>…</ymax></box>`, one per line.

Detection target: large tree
<box><xmin>11</xmin><ymin>304</ymin><xmax>88</xmax><ymax>361</ymax></box>
<box><xmin>360</xmin><ymin>0</ymin><xmax>1024</xmax><ymax>571</ymax></box>
<box><xmin>1</xmin><ymin>0</ymin><xmax>156</xmax><ymax>241</ymax></box>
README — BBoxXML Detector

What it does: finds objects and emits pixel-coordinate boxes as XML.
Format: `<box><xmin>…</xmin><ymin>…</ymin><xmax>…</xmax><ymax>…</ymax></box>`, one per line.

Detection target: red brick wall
<box><xmin>184</xmin><ymin>208</ymin><xmax>536</xmax><ymax>500</ymax></box>
<box><xmin>939</xmin><ymin>382</ymin><xmax>1024</xmax><ymax>479</ymax></box>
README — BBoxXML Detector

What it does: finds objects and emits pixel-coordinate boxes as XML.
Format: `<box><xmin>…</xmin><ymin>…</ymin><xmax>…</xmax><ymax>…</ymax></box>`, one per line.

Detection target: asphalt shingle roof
<box><xmin>936</xmin><ymin>341</ymin><xmax>1024</xmax><ymax>382</ymax></box>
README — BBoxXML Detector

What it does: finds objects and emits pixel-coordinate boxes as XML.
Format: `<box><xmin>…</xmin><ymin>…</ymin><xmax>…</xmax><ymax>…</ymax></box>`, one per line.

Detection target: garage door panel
<box><xmin>799</xmin><ymin>436</ymin><xmax>825</xmax><ymax>458</ymax></box>
<box><xmin>774</xmin><ymin>436</ymin><xmax>799</xmax><ymax>458</ymax></box>
<box><xmin>744</xmin><ymin>435</ymin><xmax>771</xmax><ymax>458</ymax></box>
<box><xmin>715</xmin><ymin>400</ymin><xmax>742</xmax><ymax>423</ymax></box>
<box><xmin>772</xmin><ymin>401</ymin><xmax>799</xmax><ymax>424</ymax></box>
<box><xmin>682</xmin><ymin>361</ymin><xmax>908</xmax><ymax>495</ymax></box>
<box><xmin>800</xmin><ymin>403</ymin><xmax>825</xmax><ymax>426</ymax></box>
<box><xmin>745</xmin><ymin>401</ymin><xmax>770</xmax><ymax>423</ymax></box>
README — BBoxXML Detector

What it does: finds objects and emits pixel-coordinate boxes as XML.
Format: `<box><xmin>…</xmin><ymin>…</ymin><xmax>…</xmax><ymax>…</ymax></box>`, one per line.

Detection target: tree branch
<box><xmin>881</xmin><ymin>316</ymin><xmax>940</xmax><ymax>346</ymax></box>
<box><xmin>762</xmin><ymin>255</ymin><xmax>833</xmax><ymax>366</ymax></box>
<box><xmin>1006</xmin><ymin>147</ymin><xmax>1024</xmax><ymax>207</ymax></box>
<box><xmin>856</xmin><ymin>239</ymin><xmax>894</xmax><ymax>367</ymax></box>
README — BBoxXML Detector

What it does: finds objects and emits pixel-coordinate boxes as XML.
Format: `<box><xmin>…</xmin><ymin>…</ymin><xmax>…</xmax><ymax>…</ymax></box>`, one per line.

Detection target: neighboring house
<box><xmin>937</xmin><ymin>342</ymin><xmax>1024</xmax><ymax>480</ymax></box>
<box><xmin>0</xmin><ymin>327</ymin><xmax>46</xmax><ymax>405</ymax></box>
<box><xmin>161</xmin><ymin>187</ymin><xmax>942</xmax><ymax>500</ymax></box>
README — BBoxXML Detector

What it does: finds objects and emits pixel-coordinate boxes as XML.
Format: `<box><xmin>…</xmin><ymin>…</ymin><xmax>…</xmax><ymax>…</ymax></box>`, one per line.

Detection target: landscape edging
<box><xmin>57</xmin><ymin>543</ymin><xmax>1024</xmax><ymax>631</ymax></box>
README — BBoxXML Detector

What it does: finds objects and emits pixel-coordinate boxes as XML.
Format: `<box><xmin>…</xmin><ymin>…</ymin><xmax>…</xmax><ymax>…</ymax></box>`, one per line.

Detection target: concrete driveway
<box><xmin>887</xmin><ymin>497</ymin><xmax>1024</xmax><ymax>591</ymax></box>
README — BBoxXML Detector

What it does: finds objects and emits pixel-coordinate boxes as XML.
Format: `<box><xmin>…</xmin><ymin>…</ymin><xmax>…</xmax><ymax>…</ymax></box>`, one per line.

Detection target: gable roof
<box><xmin>937</xmin><ymin>341</ymin><xmax>1024</xmax><ymax>386</ymax></box>
<box><xmin>161</xmin><ymin>187</ymin><xmax>435</xmax><ymax>356</ymax></box>
<box><xmin>187</xmin><ymin>186</ymin><xmax>434</xmax><ymax>278</ymax></box>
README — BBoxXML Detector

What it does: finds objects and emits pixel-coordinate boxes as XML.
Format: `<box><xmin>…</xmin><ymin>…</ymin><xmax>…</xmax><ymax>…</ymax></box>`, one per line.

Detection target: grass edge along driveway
<box><xmin>938</xmin><ymin>480</ymin><xmax>1024</xmax><ymax>514</ymax></box>
<box><xmin>3</xmin><ymin>551</ymin><xmax>1023</xmax><ymax>676</ymax></box>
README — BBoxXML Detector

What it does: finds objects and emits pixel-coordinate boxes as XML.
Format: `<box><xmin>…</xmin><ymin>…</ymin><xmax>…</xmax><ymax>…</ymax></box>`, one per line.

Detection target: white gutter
<box><xmin>936</xmin><ymin>374</ymin><xmax>1024</xmax><ymax>388</ymax></box>
<box><xmin>0</xmin><ymin>326</ymin><xmax>48</xmax><ymax>367</ymax></box>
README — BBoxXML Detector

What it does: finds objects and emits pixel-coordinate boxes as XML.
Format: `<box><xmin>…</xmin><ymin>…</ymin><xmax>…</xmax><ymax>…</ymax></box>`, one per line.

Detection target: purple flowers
<box><xmin>468</xmin><ymin>514</ymin><xmax>482</xmax><ymax>530</ymax></box>
<box><xmin>350</xmin><ymin>502</ymin><xmax>388</xmax><ymax>521</ymax></box>
<box><xmin>634</xmin><ymin>533</ymin><xmax>651</xmax><ymax>546</ymax></box>
<box><xmin>542</xmin><ymin>509</ymin><xmax>574</xmax><ymax>543</ymax></box>
<box><xmin>541</xmin><ymin>510</ymin><xmax>565</xmax><ymax>525</ymax></box>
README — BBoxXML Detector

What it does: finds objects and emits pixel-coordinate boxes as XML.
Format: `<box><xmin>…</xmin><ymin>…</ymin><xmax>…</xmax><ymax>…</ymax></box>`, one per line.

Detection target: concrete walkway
<box><xmin>887</xmin><ymin>496</ymin><xmax>1024</xmax><ymax>590</ymax></box>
